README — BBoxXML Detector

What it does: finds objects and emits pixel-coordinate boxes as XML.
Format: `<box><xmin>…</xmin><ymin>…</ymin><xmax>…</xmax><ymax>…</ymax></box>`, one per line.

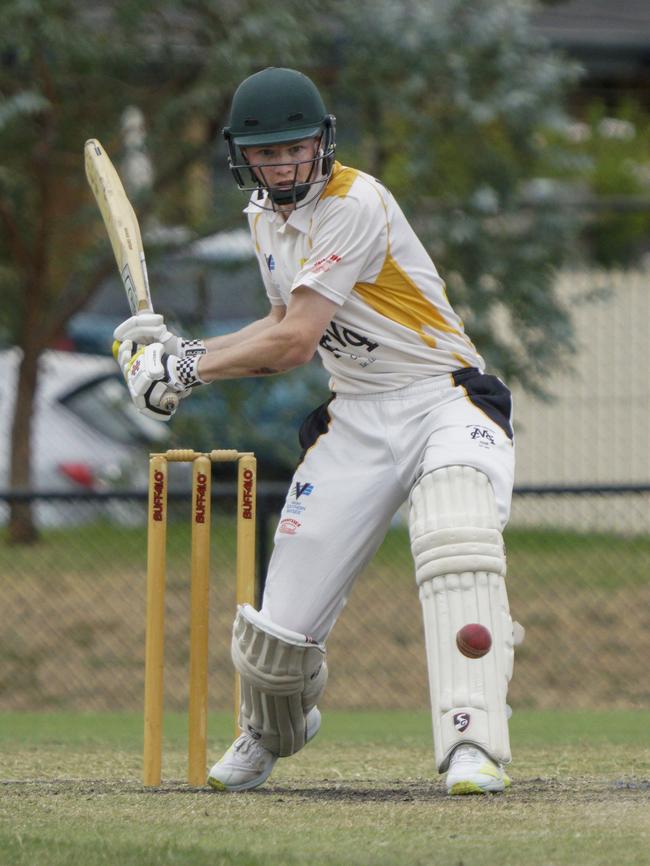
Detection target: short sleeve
<box><xmin>248</xmin><ymin>212</ymin><xmax>284</xmax><ymax>306</ymax></box>
<box><xmin>291</xmin><ymin>195</ymin><xmax>386</xmax><ymax>305</ymax></box>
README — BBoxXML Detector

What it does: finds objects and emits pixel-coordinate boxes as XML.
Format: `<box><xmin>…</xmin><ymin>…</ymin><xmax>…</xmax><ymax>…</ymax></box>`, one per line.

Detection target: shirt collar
<box><xmin>242</xmin><ymin>177</ymin><xmax>329</xmax><ymax>234</ymax></box>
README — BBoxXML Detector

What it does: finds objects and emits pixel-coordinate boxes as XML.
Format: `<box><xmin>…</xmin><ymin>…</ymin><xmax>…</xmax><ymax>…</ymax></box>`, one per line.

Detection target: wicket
<box><xmin>143</xmin><ymin>448</ymin><xmax>257</xmax><ymax>787</ymax></box>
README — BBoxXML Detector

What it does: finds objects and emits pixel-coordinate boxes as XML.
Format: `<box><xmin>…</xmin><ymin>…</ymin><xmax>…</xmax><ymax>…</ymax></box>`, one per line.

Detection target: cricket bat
<box><xmin>85</xmin><ymin>138</ymin><xmax>178</xmax><ymax>413</ymax></box>
<box><xmin>84</xmin><ymin>138</ymin><xmax>153</xmax><ymax>316</ymax></box>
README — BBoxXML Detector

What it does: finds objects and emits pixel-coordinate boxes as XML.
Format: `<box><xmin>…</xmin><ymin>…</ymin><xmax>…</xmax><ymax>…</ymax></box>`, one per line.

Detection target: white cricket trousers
<box><xmin>260</xmin><ymin>368</ymin><xmax>515</xmax><ymax>643</ymax></box>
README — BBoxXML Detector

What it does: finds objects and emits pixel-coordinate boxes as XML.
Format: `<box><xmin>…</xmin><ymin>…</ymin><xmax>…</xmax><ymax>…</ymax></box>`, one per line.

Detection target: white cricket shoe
<box><xmin>446</xmin><ymin>744</ymin><xmax>511</xmax><ymax>795</ymax></box>
<box><xmin>207</xmin><ymin>707</ymin><xmax>321</xmax><ymax>792</ymax></box>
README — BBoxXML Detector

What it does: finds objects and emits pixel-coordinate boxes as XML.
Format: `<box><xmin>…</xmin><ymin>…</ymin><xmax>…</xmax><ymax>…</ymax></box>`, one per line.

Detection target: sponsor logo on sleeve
<box><xmin>265</xmin><ymin>254</ymin><xmax>275</xmax><ymax>272</ymax></box>
<box><xmin>311</xmin><ymin>253</ymin><xmax>342</xmax><ymax>274</ymax></box>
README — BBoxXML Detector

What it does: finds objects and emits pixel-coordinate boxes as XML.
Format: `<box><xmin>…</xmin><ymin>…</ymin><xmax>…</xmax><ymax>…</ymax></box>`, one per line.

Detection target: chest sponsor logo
<box><xmin>453</xmin><ymin>712</ymin><xmax>471</xmax><ymax>733</ymax></box>
<box><xmin>467</xmin><ymin>425</ymin><xmax>496</xmax><ymax>447</ymax></box>
<box><xmin>320</xmin><ymin>322</ymin><xmax>379</xmax><ymax>368</ymax></box>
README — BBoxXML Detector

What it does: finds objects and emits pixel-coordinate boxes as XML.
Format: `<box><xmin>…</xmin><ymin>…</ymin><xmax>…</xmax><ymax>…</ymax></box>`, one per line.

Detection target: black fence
<box><xmin>0</xmin><ymin>482</ymin><xmax>288</xmax><ymax>600</ymax></box>
<box><xmin>1</xmin><ymin>485</ymin><xmax>649</xmax><ymax>713</ymax></box>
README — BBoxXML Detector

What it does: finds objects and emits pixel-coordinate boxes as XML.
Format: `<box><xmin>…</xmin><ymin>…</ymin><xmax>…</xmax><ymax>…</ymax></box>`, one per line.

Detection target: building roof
<box><xmin>531</xmin><ymin>0</ymin><xmax>650</xmax><ymax>89</ymax></box>
<box><xmin>532</xmin><ymin>0</ymin><xmax>650</xmax><ymax>52</ymax></box>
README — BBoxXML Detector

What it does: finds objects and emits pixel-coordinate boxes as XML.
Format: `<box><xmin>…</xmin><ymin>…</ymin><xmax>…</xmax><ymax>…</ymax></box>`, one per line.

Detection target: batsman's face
<box><xmin>243</xmin><ymin>138</ymin><xmax>320</xmax><ymax>191</ymax></box>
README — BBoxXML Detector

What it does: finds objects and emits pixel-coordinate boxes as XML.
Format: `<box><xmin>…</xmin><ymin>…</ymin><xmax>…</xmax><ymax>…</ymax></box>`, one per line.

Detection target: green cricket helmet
<box><xmin>223</xmin><ymin>67</ymin><xmax>336</xmax><ymax>208</ymax></box>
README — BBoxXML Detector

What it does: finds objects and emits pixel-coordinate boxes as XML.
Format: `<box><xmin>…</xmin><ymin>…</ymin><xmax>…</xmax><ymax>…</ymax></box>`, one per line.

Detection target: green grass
<box><xmin>1</xmin><ymin>710</ymin><xmax>649</xmax><ymax>866</ymax></box>
<box><xmin>3</xmin><ymin>520</ymin><xmax>648</xmax><ymax>589</ymax></box>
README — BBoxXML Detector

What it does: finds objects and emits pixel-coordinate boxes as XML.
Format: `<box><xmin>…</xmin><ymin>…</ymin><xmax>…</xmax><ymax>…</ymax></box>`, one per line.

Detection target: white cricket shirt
<box><xmin>245</xmin><ymin>161</ymin><xmax>484</xmax><ymax>394</ymax></box>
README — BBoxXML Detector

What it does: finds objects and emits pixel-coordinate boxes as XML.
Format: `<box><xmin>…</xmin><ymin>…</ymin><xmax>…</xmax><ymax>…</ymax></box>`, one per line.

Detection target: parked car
<box><xmin>0</xmin><ymin>348</ymin><xmax>170</xmax><ymax>527</ymax></box>
<box><xmin>63</xmin><ymin>312</ymin><xmax>332</xmax><ymax>481</ymax></box>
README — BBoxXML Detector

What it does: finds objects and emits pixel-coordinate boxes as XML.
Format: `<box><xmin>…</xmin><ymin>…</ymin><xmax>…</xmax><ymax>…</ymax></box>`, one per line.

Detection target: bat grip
<box><xmin>161</xmin><ymin>393</ymin><xmax>179</xmax><ymax>413</ymax></box>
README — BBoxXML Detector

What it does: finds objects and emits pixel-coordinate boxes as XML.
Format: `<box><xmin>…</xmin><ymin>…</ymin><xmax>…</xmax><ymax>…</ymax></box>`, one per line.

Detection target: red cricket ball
<box><xmin>456</xmin><ymin>623</ymin><xmax>492</xmax><ymax>658</ymax></box>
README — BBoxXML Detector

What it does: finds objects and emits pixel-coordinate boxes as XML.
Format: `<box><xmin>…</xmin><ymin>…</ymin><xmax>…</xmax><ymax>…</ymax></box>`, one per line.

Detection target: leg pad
<box><xmin>231</xmin><ymin>604</ymin><xmax>327</xmax><ymax>757</ymax></box>
<box><xmin>409</xmin><ymin>466</ymin><xmax>514</xmax><ymax>771</ymax></box>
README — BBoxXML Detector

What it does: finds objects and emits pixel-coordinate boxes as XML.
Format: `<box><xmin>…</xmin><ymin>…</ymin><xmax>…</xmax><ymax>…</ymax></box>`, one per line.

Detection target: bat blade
<box><xmin>84</xmin><ymin>138</ymin><xmax>153</xmax><ymax>316</ymax></box>
<box><xmin>85</xmin><ymin>138</ymin><xmax>178</xmax><ymax>415</ymax></box>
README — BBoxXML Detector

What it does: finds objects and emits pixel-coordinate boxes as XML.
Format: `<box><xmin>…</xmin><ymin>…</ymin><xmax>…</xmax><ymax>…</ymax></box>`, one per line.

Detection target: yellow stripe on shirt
<box><xmin>322</xmin><ymin>162</ymin><xmax>359</xmax><ymax>199</ymax></box>
<box><xmin>354</xmin><ymin>254</ymin><xmax>464</xmax><ymax>350</ymax></box>
<box><xmin>251</xmin><ymin>213</ymin><xmax>262</xmax><ymax>252</ymax></box>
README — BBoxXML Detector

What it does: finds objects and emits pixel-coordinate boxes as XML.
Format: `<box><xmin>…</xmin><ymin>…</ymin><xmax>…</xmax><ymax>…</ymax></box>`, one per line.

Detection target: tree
<box><xmin>0</xmin><ymin>0</ymin><xmax>319</xmax><ymax>542</ymax></box>
<box><xmin>1</xmin><ymin>0</ymin><xmax>588</xmax><ymax>542</ymax></box>
<box><xmin>539</xmin><ymin>100</ymin><xmax>650</xmax><ymax>267</ymax></box>
<box><xmin>324</xmin><ymin>0</ymin><xmax>582</xmax><ymax>390</ymax></box>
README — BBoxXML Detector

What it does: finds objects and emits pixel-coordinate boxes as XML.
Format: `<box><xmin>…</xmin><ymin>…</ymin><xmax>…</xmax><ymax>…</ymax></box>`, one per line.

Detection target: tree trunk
<box><xmin>8</xmin><ymin>346</ymin><xmax>40</xmax><ymax>544</ymax></box>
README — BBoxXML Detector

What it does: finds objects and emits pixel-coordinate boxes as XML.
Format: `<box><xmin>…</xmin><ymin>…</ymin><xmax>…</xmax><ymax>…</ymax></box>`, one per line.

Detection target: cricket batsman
<box><xmin>114</xmin><ymin>67</ymin><xmax>517</xmax><ymax>795</ymax></box>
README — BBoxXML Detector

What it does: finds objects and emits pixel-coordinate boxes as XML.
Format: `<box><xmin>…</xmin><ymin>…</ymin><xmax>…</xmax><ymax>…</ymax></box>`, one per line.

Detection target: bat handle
<box><xmin>161</xmin><ymin>392</ymin><xmax>179</xmax><ymax>413</ymax></box>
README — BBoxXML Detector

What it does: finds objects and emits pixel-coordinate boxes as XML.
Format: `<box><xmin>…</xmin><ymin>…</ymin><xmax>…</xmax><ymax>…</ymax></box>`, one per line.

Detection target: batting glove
<box><xmin>115</xmin><ymin>340</ymin><xmax>200</xmax><ymax>421</ymax></box>
<box><xmin>113</xmin><ymin>312</ymin><xmax>207</xmax><ymax>359</ymax></box>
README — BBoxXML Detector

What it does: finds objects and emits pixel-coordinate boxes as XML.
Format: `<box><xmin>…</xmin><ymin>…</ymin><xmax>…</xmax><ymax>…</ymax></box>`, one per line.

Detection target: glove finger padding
<box><xmin>231</xmin><ymin>604</ymin><xmax>328</xmax><ymax>757</ymax></box>
<box><xmin>113</xmin><ymin>313</ymin><xmax>205</xmax><ymax>359</ymax></box>
<box><xmin>113</xmin><ymin>312</ymin><xmax>170</xmax><ymax>346</ymax></box>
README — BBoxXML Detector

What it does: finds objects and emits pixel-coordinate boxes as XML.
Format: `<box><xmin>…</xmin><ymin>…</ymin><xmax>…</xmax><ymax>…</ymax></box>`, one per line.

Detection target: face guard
<box><xmin>224</xmin><ymin>117</ymin><xmax>336</xmax><ymax>210</ymax></box>
<box><xmin>223</xmin><ymin>68</ymin><xmax>336</xmax><ymax>210</ymax></box>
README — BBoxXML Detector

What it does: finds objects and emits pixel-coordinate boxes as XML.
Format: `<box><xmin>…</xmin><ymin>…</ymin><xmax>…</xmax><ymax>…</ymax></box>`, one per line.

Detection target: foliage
<box><xmin>322</xmin><ymin>0</ymin><xmax>582</xmax><ymax>391</ymax></box>
<box><xmin>0</xmin><ymin>0</ymin><xmax>318</xmax><ymax>349</ymax></box>
<box><xmin>0</xmin><ymin>0</ymin><xmax>593</xmax><ymax>539</ymax></box>
<box><xmin>0</xmin><ymin>0</ymin><xmax>590</xmax><ymax>384</ymax></box>
<box><xmin>538</xmin><ymin>100</ymin><xmax>650</xmax><ymax>267</ymax></box>
<box><xmin>0</xmin><ymin>0</ymin><xmax>321</xmax><ymax>540</ymax></box>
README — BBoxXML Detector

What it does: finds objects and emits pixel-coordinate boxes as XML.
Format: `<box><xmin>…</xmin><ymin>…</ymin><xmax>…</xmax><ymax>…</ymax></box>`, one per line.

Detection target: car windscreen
<box><xmin>59</xmin><ymin>374</ymin><xmax>169</xmax><ymax>445</ymax></box>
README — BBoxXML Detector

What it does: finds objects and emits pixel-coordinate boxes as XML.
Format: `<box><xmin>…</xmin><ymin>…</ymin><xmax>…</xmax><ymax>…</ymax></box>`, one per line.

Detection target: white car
<box><xmin>0</xmin><ymin>348</ymin><xmax>170</xmax><ymax>526</ymax></box>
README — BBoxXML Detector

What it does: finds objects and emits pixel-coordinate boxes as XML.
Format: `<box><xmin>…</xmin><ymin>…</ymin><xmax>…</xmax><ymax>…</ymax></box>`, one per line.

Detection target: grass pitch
<box><xmin>0</xmin><ymin>710</ymin><xmax>648</xmax><ymax>866</ymax></box>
